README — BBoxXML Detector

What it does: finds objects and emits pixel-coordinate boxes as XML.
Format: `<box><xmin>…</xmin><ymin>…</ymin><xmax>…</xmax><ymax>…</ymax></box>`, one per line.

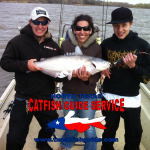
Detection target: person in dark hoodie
<box><xmin>100</xmin><ymin>7</ymin><xmax>150</xmax><ymax>150</ymax></box>
<box><xmin>1</xmin><ymin>7</ymin><xmax>65</xmax><ymax>150</ymax></box>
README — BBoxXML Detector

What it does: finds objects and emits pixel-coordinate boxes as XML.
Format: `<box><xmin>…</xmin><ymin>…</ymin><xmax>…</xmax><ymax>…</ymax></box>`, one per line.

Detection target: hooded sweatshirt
<box><xmin>61</xmin><ymin>30</ymin><xmax>102</xmax><ymax>95</ymax></box>
<box><xmin>1</xmin><ymin>24</ymin><xmax>64</xmax><ymax>100</ymax></box>
<box><xmin>101</xmin><ymin>30</ymin><xmax>150</xmax><ymax>96</ymax></box>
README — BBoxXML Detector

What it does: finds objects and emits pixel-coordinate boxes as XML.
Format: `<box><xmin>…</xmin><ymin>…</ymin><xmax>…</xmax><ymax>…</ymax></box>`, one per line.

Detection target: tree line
<box><xmin>1</xmin><ymin>0</ymin><xmax>150</xmax><ymax>9</ymax></box>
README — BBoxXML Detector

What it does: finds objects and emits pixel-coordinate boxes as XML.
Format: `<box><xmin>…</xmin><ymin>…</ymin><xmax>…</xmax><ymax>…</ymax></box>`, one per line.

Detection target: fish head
<box><xmin>46</xmin><ymin>117</ymin><xmax>68</xmax><ymax>130</ymax></box>
<box><xmin>91</xmin><ymin>58</ymin><xmax>111</xmax><ymax>71</ymax></box>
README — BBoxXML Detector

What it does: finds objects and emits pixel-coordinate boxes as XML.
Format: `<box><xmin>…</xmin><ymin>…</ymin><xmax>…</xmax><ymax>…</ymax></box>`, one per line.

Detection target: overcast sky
<box><xmin>108</xmin><ymin>0</ymin><xmax>150</xmax><ymax>5</ymax></box>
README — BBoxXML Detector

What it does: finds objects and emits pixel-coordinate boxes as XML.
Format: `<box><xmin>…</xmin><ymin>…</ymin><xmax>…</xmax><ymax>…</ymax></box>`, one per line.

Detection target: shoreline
<box><xmin>0</xmin><ymin>1</ymin><xmax>150</xmax><ymax>9</ymax></box>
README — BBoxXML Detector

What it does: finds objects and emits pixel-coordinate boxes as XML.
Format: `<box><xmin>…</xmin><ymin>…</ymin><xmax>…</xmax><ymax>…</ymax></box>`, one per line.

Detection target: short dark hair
<box><xmin>71</xmin><ymin>14</ymin><xmax>99</xmax><ymax>36</ymax></box>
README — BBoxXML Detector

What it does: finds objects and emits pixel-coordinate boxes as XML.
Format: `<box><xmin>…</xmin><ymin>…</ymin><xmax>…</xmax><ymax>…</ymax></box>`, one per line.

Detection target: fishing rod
<box><xmin>101</xmin><ymin>0</ymin><xmax>105</xmax><ymax>41</ymax></box>
<box><xmin>111</xmin><ymin>51</ymin><xmax>150</xmax><ymax>67</ymax></box>
<box><xmin>58</xmin><ymin>0</ymin><xmax>65</xmax><ymax>46</ymax></box>
<box><xmin>104</xmin><ymin>0</ymin><xmax>108</xmax><ymax>40</ymax></box>
<box><xmin>101</xmin><ymin>0</ymin><xmax>109</xmax><ymax>41</ymax></box>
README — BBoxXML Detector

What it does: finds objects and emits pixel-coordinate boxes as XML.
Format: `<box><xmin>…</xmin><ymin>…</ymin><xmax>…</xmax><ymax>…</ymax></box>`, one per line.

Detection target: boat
<box><xmin>0</xmin><ymin>79</ymin><xmax>150</xmax><ymax>150</ymax></box>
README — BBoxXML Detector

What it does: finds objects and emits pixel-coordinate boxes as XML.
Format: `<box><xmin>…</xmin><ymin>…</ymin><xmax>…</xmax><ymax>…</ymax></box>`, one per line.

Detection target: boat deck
<box><xmin>0</xmin><ymin>80</ymin><xmax>149</xmax><ymax>150</ymax></box>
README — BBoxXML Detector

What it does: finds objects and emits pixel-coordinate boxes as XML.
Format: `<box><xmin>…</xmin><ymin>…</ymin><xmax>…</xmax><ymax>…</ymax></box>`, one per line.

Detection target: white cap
<box><xmin>30</xmin><ymin>7</ymin><xmax>51</xmax><ymax>21</ymax></box>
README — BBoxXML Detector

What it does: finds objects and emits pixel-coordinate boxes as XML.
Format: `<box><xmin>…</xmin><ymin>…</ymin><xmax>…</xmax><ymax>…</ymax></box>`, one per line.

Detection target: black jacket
<box><xmin>101</xmin><ymin>30</ymin><xmax>150</xmax><ymax>96</ymax></box>
<box><xmin>1</xmin><ymin>24</ymin><xmax>64</xmax><ymax>100</ymax></box>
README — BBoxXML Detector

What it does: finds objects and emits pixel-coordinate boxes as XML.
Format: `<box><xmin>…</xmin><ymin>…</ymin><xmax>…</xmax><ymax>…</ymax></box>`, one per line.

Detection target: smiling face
<box><xmin>29</xmin><ymin>17</ymin><xmax>50</xmax><ymax>40</ymax></box>
<box><xmin>73</xmin><ymin>21</ymin><xmax>92</xmax><ymax>47</ymax></box>
<box><xmin>112</xmin><ymin>21</ymin><xmax>133</xmax><ymax>40</ymax></box>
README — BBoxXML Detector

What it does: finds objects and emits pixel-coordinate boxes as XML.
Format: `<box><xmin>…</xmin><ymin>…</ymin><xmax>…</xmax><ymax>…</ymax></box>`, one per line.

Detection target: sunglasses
<box><xmin>75</xmin><ymin>26</ymin><xmax>91</xmax><ymax>31</ymax></box>
<box><xmin>32</xmin><ymin>20</ymin><xmax>48</xmax><ymax>26</ymax></box>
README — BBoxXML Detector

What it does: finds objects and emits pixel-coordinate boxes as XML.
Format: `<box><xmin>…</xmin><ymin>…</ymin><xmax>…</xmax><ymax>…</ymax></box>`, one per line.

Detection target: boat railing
<box><xmin>140</xmin><ymin>83</ymin><xmax>150</xmax><ymax>150</ymax></box>
<box><xmin>0</xmin><ymin>79</ymin><xmax>16</xmax><ymax>110</ymax></box>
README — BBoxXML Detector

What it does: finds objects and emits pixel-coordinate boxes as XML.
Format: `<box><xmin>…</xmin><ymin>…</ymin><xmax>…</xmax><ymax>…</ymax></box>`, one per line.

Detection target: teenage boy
<box><xmin>100</xmin><ymin>7</ymin><xmax>150</xmax><ymax>150</ymax></box>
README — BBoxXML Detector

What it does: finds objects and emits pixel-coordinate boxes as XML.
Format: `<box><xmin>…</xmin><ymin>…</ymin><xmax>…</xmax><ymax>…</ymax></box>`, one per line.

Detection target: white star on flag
<box><xmin>56</xmin><ymin>120</ymin><xmax>60</xmax><ymax>125</ymax></box>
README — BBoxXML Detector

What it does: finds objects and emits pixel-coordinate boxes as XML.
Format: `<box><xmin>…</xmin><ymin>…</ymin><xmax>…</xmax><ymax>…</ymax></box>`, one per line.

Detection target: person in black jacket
<box><xmin>1</xmin><ymin>7</ymin><xmax>64</xmax><ymax>150</ymax></box>
<box><xmin>100</xmin><ymin>7</ymin><xmax>150</xmax><ymax>150</ymax></box>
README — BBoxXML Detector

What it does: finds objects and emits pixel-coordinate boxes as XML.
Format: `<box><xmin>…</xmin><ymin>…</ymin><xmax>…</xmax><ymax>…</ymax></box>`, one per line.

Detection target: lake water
<box><xmin>0</xmin><ymin>2</ymin><xmax>150</xmax><ymax>96</ymax></box>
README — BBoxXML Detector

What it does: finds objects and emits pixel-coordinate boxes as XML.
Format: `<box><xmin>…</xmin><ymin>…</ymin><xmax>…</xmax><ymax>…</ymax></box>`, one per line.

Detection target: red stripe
<box><xmin>64</xmin><ymin>122</ymin><xmax>106</xmax><ymax>132</ymax></box>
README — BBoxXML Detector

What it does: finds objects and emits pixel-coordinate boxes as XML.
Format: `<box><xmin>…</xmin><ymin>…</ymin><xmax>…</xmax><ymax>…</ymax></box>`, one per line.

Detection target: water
<box><xmin>0</xmin><ymin>3</ymin><xmax>150</xmax><ymax>96</ymax></box>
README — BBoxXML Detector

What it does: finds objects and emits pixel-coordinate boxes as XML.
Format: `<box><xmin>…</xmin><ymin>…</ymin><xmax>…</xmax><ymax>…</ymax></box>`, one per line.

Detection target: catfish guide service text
<box><xmin>28</xmin><ymin>98</ymin><xmax>124</xmax><ymax>112</ymax></box>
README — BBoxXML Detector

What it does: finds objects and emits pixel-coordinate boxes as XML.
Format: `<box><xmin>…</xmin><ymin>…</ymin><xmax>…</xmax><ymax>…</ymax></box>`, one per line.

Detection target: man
<box><xmin>1</xmin><ymin>7</ymin><xmax>64</xmax><ymax>150</ymax></box>
<box><xmin>100</xmin><ymin>7</ymin><xmax>150</xmax><ymax>150</ymax></box>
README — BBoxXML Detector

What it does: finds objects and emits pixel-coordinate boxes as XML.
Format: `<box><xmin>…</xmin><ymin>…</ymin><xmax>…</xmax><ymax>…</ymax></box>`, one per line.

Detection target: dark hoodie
<box><xmin>101</xmin><ymin>30</ymin><xmax>150</xmax><ymax>96</ymax></box>
<box><xmin>1</xmin><ymin>24</ymin><xmax>63</xmax><ymax>100</ymax></box>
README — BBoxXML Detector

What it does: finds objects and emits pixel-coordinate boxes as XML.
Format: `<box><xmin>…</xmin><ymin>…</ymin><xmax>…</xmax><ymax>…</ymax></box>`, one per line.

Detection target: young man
<box><xmin>100</xmin><ymin>7</ymin><xmax>150</xmax><ymax>150</ymax></box>
<box><xmin>1</xmin><ymin>7</ymin><xmax>65</xmax><ymax>150</ymax></box>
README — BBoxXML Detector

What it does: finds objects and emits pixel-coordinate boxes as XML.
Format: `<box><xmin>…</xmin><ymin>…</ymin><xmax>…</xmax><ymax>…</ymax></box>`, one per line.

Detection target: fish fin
<box><xmin>57</xmin><ymin>74</ymin><xmax>67</xmax><ymax>78</ymax></box>
<box><xmin>57</xmin><ymin>71</ymin><xmax>72</xmax><ymax>80</ymax></box>
<box><xmin>75</xmin><ymin>46</ymin><xmax>83</xmax><ymax>55</ymax></box>
<box><xmin>86</xmin><ymin>62</ymin><xmax>98</xmax><ymax>75</ymax></box>
<box><xmin>90</xmin><ymin>66</ymin><xmax>97</xmax><ymax>75</ymax></box>
<box><xmin>67</xmin><ymin>72</ymin><xmax>72</xmax><ymax>80</ymax></box>
<box><xmin>64</xmin><ymin>46</ymin><xmax>83</xmax><ymax>56</ymax></box>
<box><xmin>41</xmin><ymin>70</ymin><xmax>60</xmax><ymax>78</ymax></box>
<box><xmin>58</xmin><ymin>70</ymin><xmax>68</xmax><ymax>78</ymax></box>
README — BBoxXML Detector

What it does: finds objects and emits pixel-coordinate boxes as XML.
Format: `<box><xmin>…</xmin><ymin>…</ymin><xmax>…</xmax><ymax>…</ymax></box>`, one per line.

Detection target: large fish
<box><xmin>34</xmin><ymin>46</ymin><xmax>111</xmax><ymax>80</ymax></box>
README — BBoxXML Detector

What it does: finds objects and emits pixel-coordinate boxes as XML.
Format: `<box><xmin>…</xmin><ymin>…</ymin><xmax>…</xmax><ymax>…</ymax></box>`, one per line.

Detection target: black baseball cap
<box><xmin>106</xmin><ymin>7</ymin><xmax>133</xmax><ymax>24</ymax></box>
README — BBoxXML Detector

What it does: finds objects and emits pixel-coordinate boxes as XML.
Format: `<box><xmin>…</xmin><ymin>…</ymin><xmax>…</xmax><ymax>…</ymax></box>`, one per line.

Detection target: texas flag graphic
<box><xmin>47</xmin><ymin>111</ymin><xmax>106</xmax><ymax>132</ymax></box>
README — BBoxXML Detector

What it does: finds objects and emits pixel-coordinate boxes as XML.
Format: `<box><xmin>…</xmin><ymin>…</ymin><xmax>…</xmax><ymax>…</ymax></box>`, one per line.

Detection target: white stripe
<box><xmin>102</xmin><ymin>92</ymin><xmax>141</xmax><ymax>108</ymax></box>
<box><xmin>64</xmin><ymin>110</ymin><xmax>105</xmax><ymax>124</ymax></box>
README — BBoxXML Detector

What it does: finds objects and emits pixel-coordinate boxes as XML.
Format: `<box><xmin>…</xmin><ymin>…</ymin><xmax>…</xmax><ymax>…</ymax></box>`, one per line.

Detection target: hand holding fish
<box><xmin>76</xmin><ymin>66</ymin><xmax>90</xmax><ymax>81</ymax></box>
<box><xmin>100</xmin><ymin>68</ymin><xmax>111</xmax><ymax>79</ymax></box>
<box><xmin>28</xmin><ymin>59</ymin><xmax>43</xmax><ymax>72</ymax></box>
<box><xmin>123</xmin><ymin>53</ymin><xmax>137</xmax><ymax>68</ymax></box>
